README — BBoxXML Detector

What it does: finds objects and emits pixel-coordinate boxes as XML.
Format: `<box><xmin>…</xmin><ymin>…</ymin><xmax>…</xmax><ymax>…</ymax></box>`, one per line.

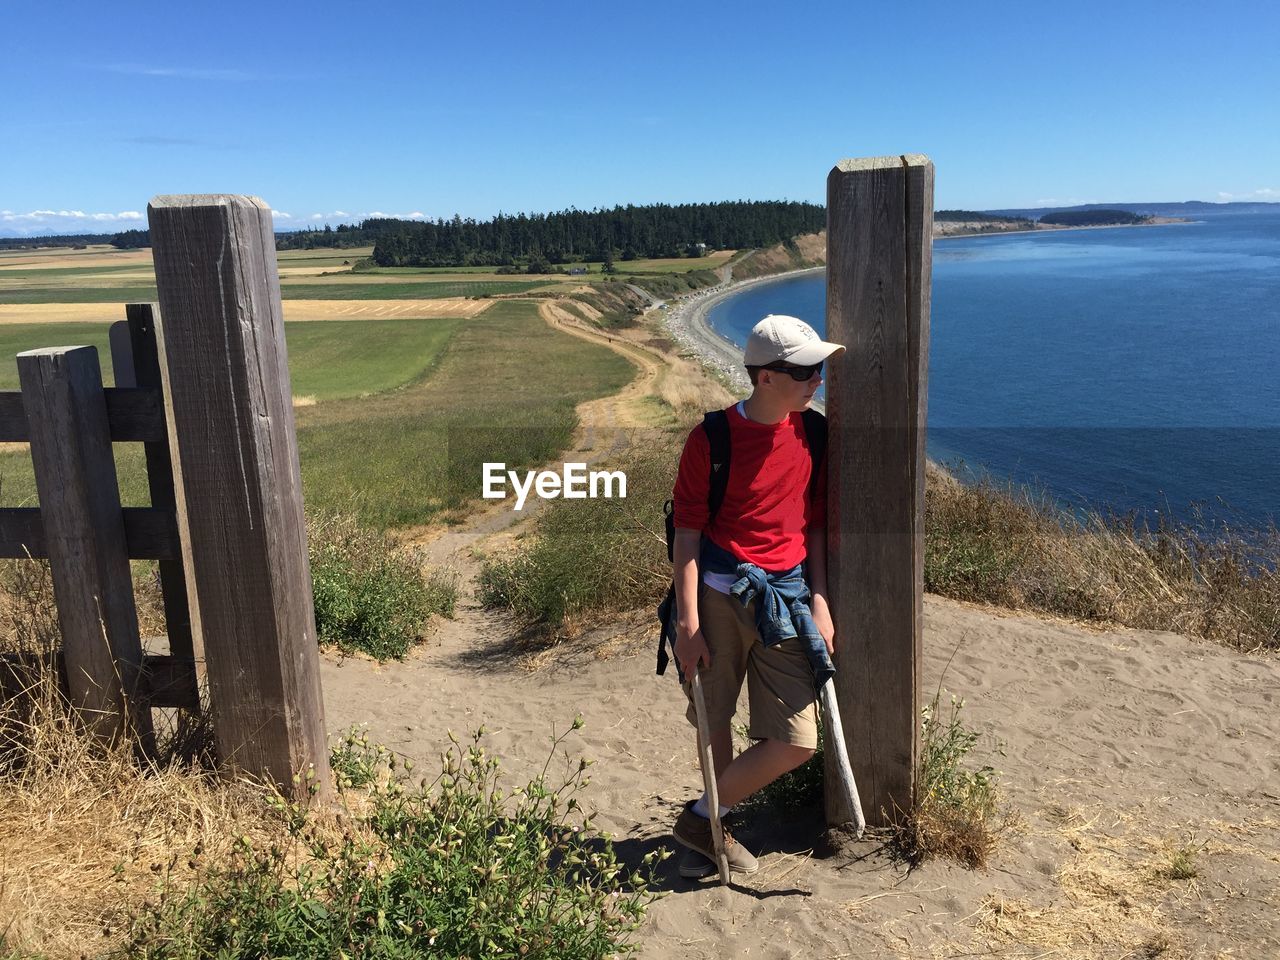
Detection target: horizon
<box><xmin>3</xmin><ymin>0</ymin><xmax>1277</xmax><ymax>238</ymax></box>
<box><xmin>4</xmin><ymin>197</ymin><xmax>1279</xmax><ymax>243</ymax></box>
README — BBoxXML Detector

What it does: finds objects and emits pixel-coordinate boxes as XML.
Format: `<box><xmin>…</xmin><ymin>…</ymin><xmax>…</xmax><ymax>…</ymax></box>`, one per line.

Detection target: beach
<box><xmin>658</xmin><ymin>266</ymin><xmax>824</xmax><ymax>394</ymax></box>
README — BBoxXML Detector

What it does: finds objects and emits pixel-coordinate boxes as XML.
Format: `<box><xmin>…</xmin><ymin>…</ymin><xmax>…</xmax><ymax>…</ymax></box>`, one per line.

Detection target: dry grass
<box><xmin>728</xmin><ymin>232</ymin><xmax>826</xmax><ymax>280</ymax></box>
<box><xmin>655</xmin><ymin>352</ymin><xmax>735</xmax><ymax>426</ymax></box>
<box><xmin>925</xmin><ymin>474</ymin><xmax>1280</xmax><ymax>653</ymax></box>
<box><xmin>967</xmin><ymin>804</ymin><xmax>1279</xmax><ymax>959</ymax></box>
<box><xmin>0</xmin><ymin>560</ymin><xmax>287</xmax><ymax>958</ymax></box>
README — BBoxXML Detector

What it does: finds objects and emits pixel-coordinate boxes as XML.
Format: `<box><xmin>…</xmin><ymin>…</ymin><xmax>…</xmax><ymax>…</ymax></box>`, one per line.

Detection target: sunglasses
<box><xmin>759</xmin><ymin>361</ymin><xmax>823</xmax><ymax>382</ymax></box>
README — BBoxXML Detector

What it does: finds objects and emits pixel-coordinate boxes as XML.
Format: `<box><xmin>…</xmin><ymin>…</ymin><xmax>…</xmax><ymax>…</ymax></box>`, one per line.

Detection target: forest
<box><xmin>366</xmin><ymin>201</ymin><xmax>827</xmax><ymax>267</ymax></box>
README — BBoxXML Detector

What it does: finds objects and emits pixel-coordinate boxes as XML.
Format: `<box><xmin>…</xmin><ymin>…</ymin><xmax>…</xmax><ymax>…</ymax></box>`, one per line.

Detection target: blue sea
<box><xmin>707</xmin><ymin>213</ymin><xmax>1280</xmax><ymax>530</ymax></box>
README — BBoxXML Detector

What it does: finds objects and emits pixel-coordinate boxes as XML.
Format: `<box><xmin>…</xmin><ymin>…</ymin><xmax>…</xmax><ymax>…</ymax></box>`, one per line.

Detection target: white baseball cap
<box><xmin>743</xmin><ymin>314</ymin><xmax>845</xmax><ymax>367</ymax></box>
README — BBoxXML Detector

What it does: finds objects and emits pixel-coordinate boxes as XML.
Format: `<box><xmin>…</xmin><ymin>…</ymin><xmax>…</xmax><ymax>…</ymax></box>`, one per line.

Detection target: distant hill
<box><xmin>987</xmin><ymin>201</ymin><xmax>1280</xmax><ymax>220</ymax></box>
<box><xmin>1039</xmin><ymin>209</ymin><xmax>1148</xmax><ymax>227</ymax></box>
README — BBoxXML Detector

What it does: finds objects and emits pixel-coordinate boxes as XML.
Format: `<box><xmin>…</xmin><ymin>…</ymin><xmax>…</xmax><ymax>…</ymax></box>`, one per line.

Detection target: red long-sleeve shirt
<box><xmin>672</xmin><ymin>403</ymin><xmax>826</xmax><ymax>571</ymax></box>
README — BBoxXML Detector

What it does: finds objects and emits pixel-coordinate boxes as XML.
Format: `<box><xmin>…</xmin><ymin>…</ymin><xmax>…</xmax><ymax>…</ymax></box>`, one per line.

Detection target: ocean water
<box><xmin>706</xmin><ymin>213</ymin><xmax>1280</xmax><ymax>529</ymax></box>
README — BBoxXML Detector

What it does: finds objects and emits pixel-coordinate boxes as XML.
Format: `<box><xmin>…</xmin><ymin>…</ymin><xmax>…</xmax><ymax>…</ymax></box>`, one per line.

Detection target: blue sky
<box><xmin>2</xmin><ymin>0</ymin><xmax>1277</xmax><ymax>236</ymax></box>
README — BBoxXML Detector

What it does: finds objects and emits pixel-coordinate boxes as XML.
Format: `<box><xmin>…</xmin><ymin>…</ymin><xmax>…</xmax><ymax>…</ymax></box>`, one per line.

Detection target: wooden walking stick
<box><xmin>820</xmin><ymin>680</ymin><xmax>866</xmax><ymax>837</ymax></box>
<box><xmin>690</xmin><ymin>669</ymin><xmax>731</xmax><ymax>885</ymax></box>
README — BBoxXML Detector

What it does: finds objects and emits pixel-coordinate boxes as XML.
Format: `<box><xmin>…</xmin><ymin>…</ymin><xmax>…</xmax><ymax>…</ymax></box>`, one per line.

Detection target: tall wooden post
<box><xmin>17</xmin><ymin>346</ymin><xmax>153</xmax><ymax>749</ymax></box>
<box><xmin>824</xmin><ymin>156</ymin><xmax>933</xmax><ymax>826</ymax></box>
<box><xmin>147</xmin><ymin>195</ymin><xmax>330</xmax><ymax>798</ymax></box>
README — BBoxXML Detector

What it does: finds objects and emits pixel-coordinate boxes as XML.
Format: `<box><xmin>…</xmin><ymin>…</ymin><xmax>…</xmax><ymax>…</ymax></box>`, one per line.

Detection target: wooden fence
<box><xmin>0</xmin><ymin>194</ymin><xmax>330</xmax><ymax>799</ymax></box>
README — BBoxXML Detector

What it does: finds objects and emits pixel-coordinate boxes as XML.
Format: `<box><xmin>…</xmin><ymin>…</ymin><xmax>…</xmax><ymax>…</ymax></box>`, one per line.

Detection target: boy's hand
<box><xmin>675</xmin><ymin>625</ymin><xmax>712</xmax><ymax>674</ymax></box>
<box><xmin>811</xmin><ymin>594</ymin><xmax>836</xmax><ymax>656</ymax></box>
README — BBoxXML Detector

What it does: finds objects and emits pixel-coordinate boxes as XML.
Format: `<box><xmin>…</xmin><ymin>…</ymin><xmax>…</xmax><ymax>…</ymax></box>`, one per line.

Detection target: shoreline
<box><xmin>660</xmin><ymin>217</ymin><xmax>1202</xmax><ymax>383</ymax></box>
<box><xmin>934</xmin><ymin>216</ymin><xmax>1198</xmax><ymax>241</ymax></box>
<box><xmin>659</xmin><ymin>267</ymin><xmax>825</xmax><ymax>396</ymax></box>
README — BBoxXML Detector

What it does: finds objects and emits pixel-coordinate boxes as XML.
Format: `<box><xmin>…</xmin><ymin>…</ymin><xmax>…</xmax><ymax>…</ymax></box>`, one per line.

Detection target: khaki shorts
<box><xmin>681</xmin><ymin>581</ymin><xmax>819</xmax><ymax>749</ymax></box>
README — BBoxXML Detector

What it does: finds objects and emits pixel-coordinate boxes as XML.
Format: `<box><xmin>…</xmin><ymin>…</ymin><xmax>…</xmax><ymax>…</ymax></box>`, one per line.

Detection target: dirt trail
<box><xmin>388</xmin><ymin>298</ymin><xmax>664</xmax><ymax>643</ymax></box>
<box><xmin>538</xmin><ymin>300</ymin><xmax>668</xmax><ymax>434</ymax></box>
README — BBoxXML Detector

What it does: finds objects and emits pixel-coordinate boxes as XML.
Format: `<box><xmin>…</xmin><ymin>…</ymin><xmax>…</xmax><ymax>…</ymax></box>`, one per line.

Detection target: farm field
<box><xmin>0</xmin><ymin>299</ymin><xmax>632</xmax><ymax>529</ymax></box>
<box><xmin>0</xmin><ymin>316</ymin><xmax>464</xmax><ymax>505</ymax></box>
<box><xmin>0</xmin><ymin>298</ymin><xmax>492</xmax><ymax>324</ymax></box>
<box><xmin>0</xmin><ymin>243</ymin><xmax>637</xmax><ymax>527</ymax></box>
<box><xmin>292</xmin><ymin>299</ymin><xmax>632</xmax><ymax>527</ymax></box>
<box><xmin>0</xmin><ymin>280</ymin><xmax>556</xmax><ymax>305</ymax></box>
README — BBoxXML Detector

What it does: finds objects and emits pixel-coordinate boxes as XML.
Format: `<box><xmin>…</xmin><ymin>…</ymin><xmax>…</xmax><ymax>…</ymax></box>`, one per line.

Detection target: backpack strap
<box><xmin>800</xmin><ymin>408</ymin><xmax>827</xmax><ymax>500</ymax></box>
<box><xmin>703</xmin><ymin>409</ymin><xmax>731</xmax><ymax>523</ymax></box>
<box><xmin>658</xmin><ymin>408</ymin><xmax>731</xmax><ymax>676</ymax></box>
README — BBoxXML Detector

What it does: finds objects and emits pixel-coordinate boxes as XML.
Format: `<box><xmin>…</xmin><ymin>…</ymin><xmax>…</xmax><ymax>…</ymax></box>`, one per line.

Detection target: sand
<box><xmin>0</xmin><ymin>299</ymin><xmax>493</xmax><ymax>325</ymax></box>
<box><xmin>315</xmin><ymin>290</ymin><xmax>1279</xmax><ymax>956</ymax></box>
<box><xmin>323</xmin><ymin>536</ymin><xmax>1280</xmax><ymax>958</ymax></box>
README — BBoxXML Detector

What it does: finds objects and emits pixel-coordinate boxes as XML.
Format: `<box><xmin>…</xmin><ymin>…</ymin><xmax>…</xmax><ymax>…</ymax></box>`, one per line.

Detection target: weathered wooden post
<box><xmin>824</xmin><ymin>156</ymin><xmax>933</xmax><ymax>826</ymax></box>
<box><xmin>110</xmin><ymin>305</ymin><xmax>201</xmax><ymax>706</ymax></box>
<box><xmin>147</xmin><ymin>194</ymin><xmax>330</xmax><ymax>798</ymax></box>
<box><xmin>16</xmin><ymin>346</ymin><xmax>154</xmax><ymax>749</ymax></box>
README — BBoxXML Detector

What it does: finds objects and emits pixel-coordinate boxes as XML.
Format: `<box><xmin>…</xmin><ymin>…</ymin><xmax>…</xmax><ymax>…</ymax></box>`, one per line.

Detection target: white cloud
<box><xmin>1216</xmin><ymin>188</ymin><xmax>1279</xmax><ymax>201</ymax></box>
<box><xmin>0</xmin><ymin>209</ymin><xmax>144</xmax><ymax>235</ymax></box>
<box><xmin>269</xmin><ymin>209</ymin><xmax>293</xmax><ymax>219</ymax></box>
<box><xmin>103</xmin><ymin>63</ymin><xmax>250</xmax><ymax>82</ymax></box>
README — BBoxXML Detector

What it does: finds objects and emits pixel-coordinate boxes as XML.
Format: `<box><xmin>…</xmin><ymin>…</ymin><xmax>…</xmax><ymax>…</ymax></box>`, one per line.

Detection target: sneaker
<box><xmin>678</xmin><ymin>846</ymin><xmax>717</xmax><ymax>879</ymax></box>
<box><xmin>673</xmin><ymin>801</ymin><xmax>759</xmax><ymax>876</ymax></box>
<box><xmin>677</xmin><ymin>810</ymin><xmax>739</xmax><ymax>878</ymax></box>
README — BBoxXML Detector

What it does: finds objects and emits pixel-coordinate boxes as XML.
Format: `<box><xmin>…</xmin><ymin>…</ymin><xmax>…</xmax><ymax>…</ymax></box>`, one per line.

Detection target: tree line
<box><xmin>368</xmin><ymin>201</ymin><xmax>827</xmax><ymax>267</ymax></box>
<box><xmin>4</xmin><ymin>200</ymin><xmax>828</xmax><ymax>259</ymax></box>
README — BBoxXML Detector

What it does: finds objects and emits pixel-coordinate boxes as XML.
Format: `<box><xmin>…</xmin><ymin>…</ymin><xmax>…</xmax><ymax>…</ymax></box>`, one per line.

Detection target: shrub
<box><xmin>329</xmin><ymin>726</ymin><xmax>384</xmax><ymax>790</ymax></box>
<box><xmin>893</xmin><ymin>691</ymin><xmax>1002</xmax><ymax>868</ymax></box>
<box><xmin>126</xmin><ymin>725</ymin><xmax>663</xmax><ymax>959</ymax></box>
<box><xmin>308</xmin><ymin>512</ymin><xmax>457</xmax><ymax>660</ymax></box>
<box><xmin>925</xmin><ymin>471</ymin><xmax>1280</xmax><ymax>651</ymax></box>
<box><xmin>478</xmin><ymin>446</ymin><xmax>672</xmax><ymax>641</ymax></box>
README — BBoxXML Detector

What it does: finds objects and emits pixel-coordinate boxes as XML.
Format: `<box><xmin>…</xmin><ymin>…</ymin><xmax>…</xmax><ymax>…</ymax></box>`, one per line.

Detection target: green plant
<box><xmin>477</xmin><ymin>445</ymin><xmax>672</xmax><ymax>641</ymax></box>
<box><xmin>894</xmin><ymin>691</ymin><xmax>1002</xmax><ymax>868</ymax></box>
<box><xmin>1159</xmin><ymin>840</ymin><xmax>1204</xmax><ymax>881</ymax></box>
<box><xmin>329</xmin><ymin>726</ymin><xmax>385</xmax><ymax>791</ymax></box>
<box><xmin>308</xmin><ymin>512</ymin><xmax>457</xmax><ymax>660</ymax></box>
<box><xmin>126</xmin><ymin>724</ymin><xmax>663</xmax><ymax>959</ymax></box>
<box><xmin>737</xmin><ymin>723</ymin><xmax>825</xmax><ymax>814</ymax></box>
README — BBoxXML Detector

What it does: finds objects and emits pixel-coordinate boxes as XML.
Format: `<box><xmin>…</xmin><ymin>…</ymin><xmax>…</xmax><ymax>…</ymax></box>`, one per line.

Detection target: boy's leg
<box><xmin>719</xmin><ymin>632</ymin><xmax>821</xmax><ymax>806</ymax></box>
<box><xmin>711</xmin><ymin>738</ymin><xmax>816</xmax><ymax>807</ymax></box>
<box><xmin>677</xmin><ymin>585</ymin><xmax>758</xmax><ymax>875</ymax></box>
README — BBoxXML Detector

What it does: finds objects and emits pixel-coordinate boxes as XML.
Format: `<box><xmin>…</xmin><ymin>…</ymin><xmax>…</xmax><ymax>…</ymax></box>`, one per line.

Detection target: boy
<box><xmin>669</xmin><ymin>314</ymin><xmax>844</xmax><ymax>877</ymax></box>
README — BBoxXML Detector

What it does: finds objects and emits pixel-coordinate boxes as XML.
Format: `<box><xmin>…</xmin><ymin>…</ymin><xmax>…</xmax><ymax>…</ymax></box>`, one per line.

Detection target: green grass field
<box><xmin>277</xmin><ymin>280</ymin><xmax>553</xmax><ymax>300</ymax></box>
<box><xmin>277</xmin><ymin>246</ymin><xmax>373</xmax><ymax>266</ymax></box>
<box><xmin>0</xmin><ymin>317</ymin><xmax>470</xmax><ymax>506</ymax></box>
<box><xmin>0</xmin><ymin>263</ymin><xmax>153</xmax><ymax>280</ymax></box>
<box><xmin>0</xmin><ymin>302</ymin><xmax>633</xmax><ymax>530</ymax></box>
<box><xmin>271</xmin><ymin>318</ymin><xmax>465</xmax><ymax>401</ymax></box>
<box><xmin>292</xmin><ymin>300</ymin><xmax>632</xmax><ymax>527</ymax></box>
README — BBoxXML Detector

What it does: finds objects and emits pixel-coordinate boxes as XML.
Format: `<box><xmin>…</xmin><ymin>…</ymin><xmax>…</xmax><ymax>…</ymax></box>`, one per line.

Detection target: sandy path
<box><xmin>314</xmin><ymin>294</ymin><xmax>1280</xmax><ymax>957</ymax></box>
<box><xmin>320</xmin><ymin>590</ymin><xmax>1280</xmax><ymax>958</ymax></box>
<box><xmin>538</xmin><ymin>300</ymin><xmax>668</xmax><ymax>432</ymax></box>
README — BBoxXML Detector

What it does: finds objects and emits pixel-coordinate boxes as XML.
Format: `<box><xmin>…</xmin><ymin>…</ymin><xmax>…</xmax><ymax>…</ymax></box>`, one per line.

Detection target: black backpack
<box><xmin>656</xmin><ymin>407</ymin><xmax>827</xmax><ymax>675</ymax></box>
